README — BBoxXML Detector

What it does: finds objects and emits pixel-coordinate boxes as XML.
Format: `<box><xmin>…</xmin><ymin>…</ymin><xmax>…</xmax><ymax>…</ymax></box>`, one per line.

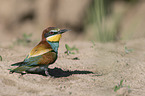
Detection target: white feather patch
<box><xmin>50</xmin><ymin>30</ymin><xmax>58</xmax><ymax>32</ymax></box>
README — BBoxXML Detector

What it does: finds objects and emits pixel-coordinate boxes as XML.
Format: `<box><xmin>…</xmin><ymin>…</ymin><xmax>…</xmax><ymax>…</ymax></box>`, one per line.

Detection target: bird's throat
<box><xmin>46</xmin><ymin>34</ymin><xmax>61</xmax><ymax>42</ymax></box>
<box><xmin>46</xmin><ymin>41</ymin><xmax>59</xmax><ymax>53</ymax></box>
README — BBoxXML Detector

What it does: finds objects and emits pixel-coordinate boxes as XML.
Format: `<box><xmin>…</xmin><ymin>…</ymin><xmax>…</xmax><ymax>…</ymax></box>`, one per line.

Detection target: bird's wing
<box><xmin>9</xmin><ymin>41</ymin><xmax>56</xmax><ymax>73</ymax></box>
<box><xmin>24</xmin><ymin>51</ymin><xmax>57</xmax><ymax>66</ymax></box>
<box><xmin>27</xmin><ymin>41</ymin><xmax>53</xmax><ymax>58</ymax></box>
<box><xmin>11</xmin><ymin>61</ymin><xmax>24</xmax><ymax>66</ymax></box>
<box><xmin>9</xmin><ymin>51</ymin><xmax>57</xmax><ymax>74</ymax></box>
<box><xmin>23</xmin><ymin>41</ymin><xmax>57</xmax><ymax>66</ymax></box>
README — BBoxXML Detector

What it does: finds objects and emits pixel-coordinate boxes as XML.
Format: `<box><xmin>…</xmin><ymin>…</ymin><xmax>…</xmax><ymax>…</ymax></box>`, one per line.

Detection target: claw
<box><xmin>45</xmin><ymin>70</ymin><xmax>50</xmax><ymax>76</ymax></box>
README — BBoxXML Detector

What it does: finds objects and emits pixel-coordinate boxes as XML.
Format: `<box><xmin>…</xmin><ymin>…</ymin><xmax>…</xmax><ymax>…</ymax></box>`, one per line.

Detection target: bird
<box><xmin>9</xmin><ymin>27</ymin><xmax>69</xmax><ymax>76</ymax></box>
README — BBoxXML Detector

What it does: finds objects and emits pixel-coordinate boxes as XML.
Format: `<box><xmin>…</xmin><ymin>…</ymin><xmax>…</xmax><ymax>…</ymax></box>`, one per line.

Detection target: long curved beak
<box><xmin>59</xmin><ymin>29</ymin><xmax>70</xmax><ymax>34</ymax></box>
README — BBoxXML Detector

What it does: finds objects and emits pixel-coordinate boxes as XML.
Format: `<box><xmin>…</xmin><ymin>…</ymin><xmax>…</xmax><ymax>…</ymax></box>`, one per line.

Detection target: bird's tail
<box><xmin>11</xmin><ymin>62</ymin><xmax>24</xmax><ymax>66</ymax></box>
<box><xmin>9</xmin><ymin>66</ymin><xmax>33</xmax><ymax>74</ymax></box>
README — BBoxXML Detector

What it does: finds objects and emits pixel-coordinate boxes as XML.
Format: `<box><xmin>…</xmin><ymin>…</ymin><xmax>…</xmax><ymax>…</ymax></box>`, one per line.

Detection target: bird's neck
<box><xmin>46</xmin><ymin>41</ymin><xmax>59</xmax><ymax>53</ymax></box>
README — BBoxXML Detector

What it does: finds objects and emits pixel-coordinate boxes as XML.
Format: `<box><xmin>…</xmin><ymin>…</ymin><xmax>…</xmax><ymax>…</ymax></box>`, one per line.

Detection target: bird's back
<box><xmin>28</xmin><ymin>40</ymin><xmax>53</xmax><ymax>58</ymax></box>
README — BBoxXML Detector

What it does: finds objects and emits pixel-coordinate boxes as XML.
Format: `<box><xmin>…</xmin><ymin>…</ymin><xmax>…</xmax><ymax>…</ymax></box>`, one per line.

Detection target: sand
<box><xmin>0</xmin><ymin>38</ymin><xmax>145</xmax><ymax>96</ymax></box>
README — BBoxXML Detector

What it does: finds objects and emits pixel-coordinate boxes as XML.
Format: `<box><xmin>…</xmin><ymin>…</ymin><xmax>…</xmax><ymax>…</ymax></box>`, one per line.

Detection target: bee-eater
<box><xmin>9</xmin><ymin>27</ymin><xmax>69</xmax><ymax>76</ymax></box>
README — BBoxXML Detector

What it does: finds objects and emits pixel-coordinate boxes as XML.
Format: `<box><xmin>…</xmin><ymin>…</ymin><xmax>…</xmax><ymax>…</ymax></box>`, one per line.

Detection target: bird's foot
<box><xmin>45</xmin><ymin>70</ymin><xmax>50</xmax><ymax>76</ymax></box>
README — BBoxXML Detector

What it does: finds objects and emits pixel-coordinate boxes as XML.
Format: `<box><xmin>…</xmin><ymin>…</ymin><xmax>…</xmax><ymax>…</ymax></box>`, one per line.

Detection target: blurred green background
<box><xmin>0</xmin><ymin>0</ymin><xmax>145</xmax><ymax>45</ymax></box>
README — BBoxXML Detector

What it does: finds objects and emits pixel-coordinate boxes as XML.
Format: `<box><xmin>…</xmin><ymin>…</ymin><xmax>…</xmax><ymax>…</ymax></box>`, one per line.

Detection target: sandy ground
<box><xmin>0</xmin><ymin>38</ymin><xmax>145</xmax><ymax>96</ymax></box>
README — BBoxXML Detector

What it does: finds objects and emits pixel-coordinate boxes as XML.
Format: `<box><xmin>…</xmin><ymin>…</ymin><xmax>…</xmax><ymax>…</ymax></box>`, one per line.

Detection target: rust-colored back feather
<box><xmin>28</xmin><ymin>40</ymin><xmax>53</xmax><ymax>58</ymax></box>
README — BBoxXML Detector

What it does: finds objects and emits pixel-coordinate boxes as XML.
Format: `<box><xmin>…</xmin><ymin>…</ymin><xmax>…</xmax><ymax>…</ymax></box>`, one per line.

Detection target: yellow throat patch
<box><xmin>46</xmin><ymin>34</ymin><xmax>62</xmax><ymax>42</ymax></box>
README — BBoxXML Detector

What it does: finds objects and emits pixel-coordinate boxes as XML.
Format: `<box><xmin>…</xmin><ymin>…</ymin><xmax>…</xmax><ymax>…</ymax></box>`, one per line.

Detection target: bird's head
<box><xmin>42</xmin><ymin>27</ymin><xmax>69</xmax><ymax>42</ymax></box>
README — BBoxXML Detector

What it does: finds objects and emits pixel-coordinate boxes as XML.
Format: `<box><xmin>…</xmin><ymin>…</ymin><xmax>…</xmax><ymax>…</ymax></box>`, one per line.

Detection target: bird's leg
<box><xmin>44</xmin><ymin>68</ymin><xmax>50</xmax><ymax>76</ymax></box>
<box><xmin>44</xmin><ymin>65</ymin><xmax>50</xmax><ymax>76</ymax></box>
<box><xmin>39</xmin><ymin>65</ymin><xmax>50</xmax><ymax>76</ymax></box>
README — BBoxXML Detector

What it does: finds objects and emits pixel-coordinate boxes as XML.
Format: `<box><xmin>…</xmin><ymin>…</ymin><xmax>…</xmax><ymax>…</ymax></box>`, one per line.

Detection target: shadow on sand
<box><xmin>29</xmin><ymin>67</ymin><xmax>94</xmax><ymax>78</ymax></box>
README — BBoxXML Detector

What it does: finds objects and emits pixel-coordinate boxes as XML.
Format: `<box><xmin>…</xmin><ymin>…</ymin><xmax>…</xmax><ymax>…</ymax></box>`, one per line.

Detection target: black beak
<box><xmin>59</xmin><ymin>29</ymin><xmax>70</xmax><ymax>34</ymax></box>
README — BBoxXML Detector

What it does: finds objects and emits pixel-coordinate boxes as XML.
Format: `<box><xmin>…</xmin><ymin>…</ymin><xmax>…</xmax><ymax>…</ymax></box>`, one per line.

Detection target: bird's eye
<box><xmin>50</xmin><ymin>32</ymin><xmax>54</xmax><ymax>35</ymax></box>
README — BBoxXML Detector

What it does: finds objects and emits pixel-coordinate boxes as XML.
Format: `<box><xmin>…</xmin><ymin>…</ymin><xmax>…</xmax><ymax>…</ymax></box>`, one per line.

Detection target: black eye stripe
<box><xmin>50</xmin><ymin>32</ymin><xmax>54</xmax><ymax>34</ymax></box>
<box><xmin>44</xmin><ymin>32</ymin><xmax>58</xmax><ymax>38</ymax></box>
<box><xmin>49</xmin><ymin>32</ymin><xmax>58</xmax><ymax>35</ymax></box>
